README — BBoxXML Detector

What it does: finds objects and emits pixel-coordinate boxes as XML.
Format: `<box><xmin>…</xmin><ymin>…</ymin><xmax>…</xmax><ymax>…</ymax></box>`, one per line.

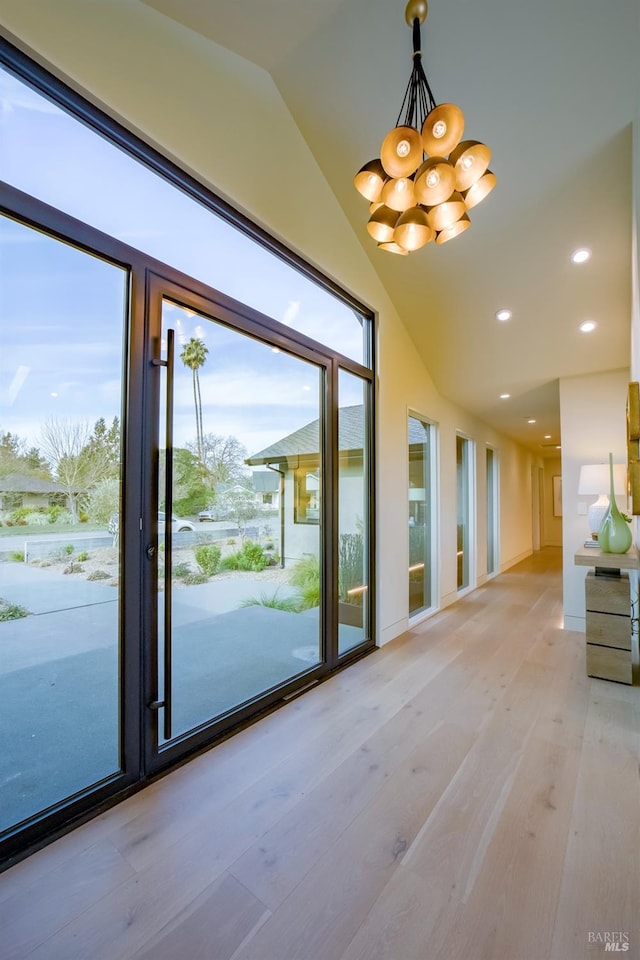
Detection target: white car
<box><xmin>158</xmin><ymin>511</ymin><xmax>194</xmax><ymax>533</ymax></box>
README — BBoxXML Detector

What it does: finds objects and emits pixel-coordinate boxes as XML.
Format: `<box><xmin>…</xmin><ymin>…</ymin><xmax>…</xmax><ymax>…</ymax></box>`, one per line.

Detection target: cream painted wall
<box><xmin>0</xmin><ymin>0</ymin><xmax>535</xmax><ymax>644</ymax></box>
<box><xmin>559</xmin><ymin>370</ymin><xmax>630</xmax><ymax>631</ymax></box>
<box><xmin>542</xmin><ymin>457</ymin><xmax>563</xmax><ymax>548</ymax></box>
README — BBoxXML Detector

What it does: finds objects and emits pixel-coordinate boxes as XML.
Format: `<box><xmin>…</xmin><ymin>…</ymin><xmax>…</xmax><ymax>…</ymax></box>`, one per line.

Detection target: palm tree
<box><xmin>180</xmin><ymin>337</ymin><xmax>208</xmax><ymax>463</ymax></box>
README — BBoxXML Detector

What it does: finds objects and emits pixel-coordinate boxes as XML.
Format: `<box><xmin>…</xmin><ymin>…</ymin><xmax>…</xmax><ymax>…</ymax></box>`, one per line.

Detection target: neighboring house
<box><xmin>247</xmin><ymin>404</ymin><xmax>366</xmax><ymax>564</ymax></box>
<box><xmin>251</xmin><ymin>469</ymin><xmax>281</xmax><ymax>510</ymax></box>
<box><xmin>0</xmin><ymin>472</ymin><xmax>67</xmax><ymax>513</ymax></box>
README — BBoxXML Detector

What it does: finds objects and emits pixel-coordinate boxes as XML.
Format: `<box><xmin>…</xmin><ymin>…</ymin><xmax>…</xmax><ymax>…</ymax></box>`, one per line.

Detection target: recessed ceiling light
<box><xmin>579</xmin><ymin>320</ymin><xmax>597</xmax><ymax>333</ymax></box>
<box><xmin>544</xmin><ymin>434</ymin><xmax>552</xmax><ymax>439</ymax></box>
<box><xmin>495</xmin><ymin>309</ymin><xmax>512</xmax><ymax>322</ymax></box>
<box><xmin>499</xmin><ymin>393</ymin><xmax>511</xmax><ymax>399</ymax></box>
<box><xmin>527</xmin><ymin>418</ymin><xmax>536</xmax><ymax>424</ymax></box>
<box><xmin>571</xmin><ymin>248</ymin><xmax>591</xmax><ymax>264</ymax></box>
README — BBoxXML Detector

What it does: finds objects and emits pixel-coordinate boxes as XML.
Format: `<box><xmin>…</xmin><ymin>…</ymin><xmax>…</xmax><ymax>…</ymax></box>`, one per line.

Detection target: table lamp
<box><xmin>578</xmin><ymin>462</ymin><xmax>627</xmax><ymax>540</ymax></box>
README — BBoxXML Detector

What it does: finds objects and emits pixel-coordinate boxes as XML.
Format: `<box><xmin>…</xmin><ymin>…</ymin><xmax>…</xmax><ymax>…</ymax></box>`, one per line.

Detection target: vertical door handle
<box><xmin>153</xmin><ymin>327</ymin><xmax>174</xmax><ymax>741</ymax></box>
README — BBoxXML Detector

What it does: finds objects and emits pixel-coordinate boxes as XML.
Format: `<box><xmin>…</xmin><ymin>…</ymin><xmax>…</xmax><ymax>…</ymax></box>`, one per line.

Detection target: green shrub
<box><xmin>9</xmin><ymin>551</ymin><xmax>24</xmax><ymax>563</ymax></box>
<box><xmin>241</xmin><ymin>590</ymin><xmax>301</xmax><ymax>612</ymax></box>
<box><xmin>338</xmin><ymin>533</ymin><xmax>364</xmax><ymax>601</ymax></box>
<box><xmin>0</xmin><ymin>598</ymin><xmax>30</xmax><ymax>621</ymax></box>
<box><xmin>63</xmin><ymin>544</ymin><xmax>74</xmax><ymax>556</ymax></box>
<box><xmin>172</xmin><ymin>562</ymin><xmax>192</xmax><ymax>579</ymax></box>
<box><xmin>24</xmin><ymin>511</ymin><xmax>49</xmax><ymax>526</ymax></box>
<box><xmin>298</xmin><ymin>580</ymin><xmax>320</xmax><ymax>610</ymax></box>
<box><xmin>220</xmin><ymin>541</ymin><xmax>268</xmax><ymax>573</ymax></box>
<box><xmin>46</xmin><ymin>504</ymin><xmax>64</xmax><ymax>524</ymax></box>
<box><xmin>195</xmin><ymin>543</ymin><xmax>221</xmax><ymax>576</ymax></box>
<box><xmin>182</xmin><ymin>572</ymin><xmax>209</xmax><ymax>585</ymax></box>
<box><xmin>289</xmin><ymin>554</ymin><xmax>320</xmax><ymax>589</ymax></box>
<box><xmin>76</xmin><ymin>551</ymin><xmax>89</xmax><ymax>562</ymax></box>
<box><xmin>237</xmin><ymin>540</ymin><xmax>268</xmax><ymax>572</ymax></box>
<box><xmin>10</xmin><ymin>507</ymin><xmax>34</xmax><ymax>524</ymax></box>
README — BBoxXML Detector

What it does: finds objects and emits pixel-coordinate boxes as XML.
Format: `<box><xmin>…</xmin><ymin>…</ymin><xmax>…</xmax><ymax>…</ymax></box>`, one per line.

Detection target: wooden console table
<box><xmin>574</xmin><ymin>545</ymin><xmax>638</xmax><ymax>684</ymax></box>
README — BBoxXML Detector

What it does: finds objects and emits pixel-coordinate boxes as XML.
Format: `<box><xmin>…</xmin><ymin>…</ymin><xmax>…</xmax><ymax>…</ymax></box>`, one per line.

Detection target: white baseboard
<box><xmin>500</xmin><ymin>548</ymin><xmax>533</xmax><ymax>573</ymax></box>
<box><xmin>378</xmin><ymin>618</ymin><xmax>408</xmax><ymax>646</ymax></box>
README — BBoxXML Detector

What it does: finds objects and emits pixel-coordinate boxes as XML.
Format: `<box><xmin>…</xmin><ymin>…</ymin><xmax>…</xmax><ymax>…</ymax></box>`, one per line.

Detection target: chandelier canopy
<box><xmin>354</xmin><ymin>0</ymin><xmax>495</xmax><ymax>253</ymax></box>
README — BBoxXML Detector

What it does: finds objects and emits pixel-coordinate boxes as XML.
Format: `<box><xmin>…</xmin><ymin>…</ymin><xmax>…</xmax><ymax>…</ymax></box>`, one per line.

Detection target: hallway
<box><xmin>1</xmin><ymin>548</ymin><xmax>638</xmax><ymax>960</ymax></box>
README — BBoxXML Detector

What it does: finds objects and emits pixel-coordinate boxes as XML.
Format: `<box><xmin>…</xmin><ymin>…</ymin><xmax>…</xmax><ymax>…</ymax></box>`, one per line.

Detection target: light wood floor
<box><xmin>1</xmin><ymin>547</ymin><xmax>639</xmax><ymax>960</ymax></box>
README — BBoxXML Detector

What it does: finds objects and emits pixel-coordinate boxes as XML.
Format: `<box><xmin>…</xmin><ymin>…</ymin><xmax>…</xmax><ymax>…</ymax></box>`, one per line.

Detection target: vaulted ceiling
<box><xmin>141</xmin><ymin>0</ymin><xmax>638</xmax><ymax>455</ymax></box>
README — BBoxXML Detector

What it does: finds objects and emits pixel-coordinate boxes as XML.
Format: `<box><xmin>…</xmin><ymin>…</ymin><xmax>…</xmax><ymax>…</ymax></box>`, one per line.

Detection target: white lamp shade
<box><xmin>578</xmin><ymin>462</ymin><xmax>628</xmax><ymax>539</ymax></box>
<box><xmin>577</xmin><ymin>463</ymin><xmax>627</xmax><ymax>496</ymax></box>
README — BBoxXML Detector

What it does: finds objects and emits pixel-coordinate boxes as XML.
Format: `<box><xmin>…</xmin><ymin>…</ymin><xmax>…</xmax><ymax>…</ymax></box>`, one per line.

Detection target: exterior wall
<box><xmin>0</xmin><ymin>1</ymin><xmax>535</xmax><ymax>645</ymax></box>
<box><xmin>559</xmin><ymin>370</ymin><xmax>630</xmax><ymax>631</ymax></box>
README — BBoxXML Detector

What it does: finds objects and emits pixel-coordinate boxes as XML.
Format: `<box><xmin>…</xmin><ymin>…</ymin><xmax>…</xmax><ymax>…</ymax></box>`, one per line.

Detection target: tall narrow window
<box><xmin>337</xmin><ymin>370</ymin><xmax>371</xmax><ymax>655</ymax></box>
<box><xmin>457</xmin><ymin>435</ymin><xmax>474</xmax><ymax>590</ymax></box>
<box><xmin>0</xmin><ymin>214</ymin><xmax>126</xmax><ymax>836</ymax></box>
<box><xmin>486</xmin><ymin>446</ymin><xmax>499</xmax><ymax>576</ymax></box>
<box><xmin>408</xmin><ymin>413</ymin><xmax>434</xmax><ymax>616</ymax></box>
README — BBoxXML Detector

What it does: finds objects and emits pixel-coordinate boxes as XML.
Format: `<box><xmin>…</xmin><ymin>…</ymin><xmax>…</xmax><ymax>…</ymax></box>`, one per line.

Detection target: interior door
<box><xmin>145</xmin><ymin>277</ymin><xmax>328</xmax><ymax>765</ymax></box>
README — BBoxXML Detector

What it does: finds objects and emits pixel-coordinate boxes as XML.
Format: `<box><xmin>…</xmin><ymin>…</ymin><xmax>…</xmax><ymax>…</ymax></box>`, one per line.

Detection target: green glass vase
<box><xmin>598</xmin><ymin>453</ymin><xmax>632</xmax><ymax>554</ymax></box>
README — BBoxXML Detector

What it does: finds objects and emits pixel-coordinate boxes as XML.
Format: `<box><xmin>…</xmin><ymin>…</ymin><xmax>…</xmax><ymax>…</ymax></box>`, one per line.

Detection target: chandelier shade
<box><xmin>421</xmin><ymin>103</ymin><xmax>465</xmax><ymax>157</ymax></box>
<box><xmin>353</xmin><ymin>159</ymin><xmax>388</xmax><ymax>202</ymax></box>
<box><xmin>394</xmin><ymin>207</ymin><xmax>435</xmax><ymax>251</ymax></box>
<box><xmin>449</xmin><ymin>140</ymin><xmax>492</xmax><ymax>191</ymax></box>
<box><xmin>378</xmin><ymin>241</ymin><xmax>409</xmax><ymax>255</ymax></box>
<box><xmin>367</xmin><ymin>205</ymin><xmax>400</xmax><ymax>242</ymax></box>
<box><xmin>464</xmin><ymin>170</ymin><xmax>496</xmax><ymax>209</ymax></box>
<box><xmin>353</xmin><ymin>1</ymin><xmax>494</xmax><ymax>254</ymax></box>
<box><xmin>435</xmin><ymin>213</ymin><xmax>471</xmax><ymax>244</ymax></box>
<box><xmin>426</xmin><ymin>191</ymin><xmax>466</xmax><ymax>231</ymax></box>
<box><xmin>413</xmin><ymin>157</ymin><xmax>456</xmax><ymax>205</ymax></box>
<box><xmin>380</xmin><ymin>125</ymin><xmax>424</xmax><ymax>178</ymax></box>
<box><xmin>381</xmin><ymin>176</ymin><xmax>416</xmax><ymax>212</ymax></box>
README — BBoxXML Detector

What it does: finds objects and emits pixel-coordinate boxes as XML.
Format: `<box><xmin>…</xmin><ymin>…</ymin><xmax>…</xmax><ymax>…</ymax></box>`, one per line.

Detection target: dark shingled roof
<box><xmin>247</xmin><ymin>404</ymin><xmax>364</xmax><ymax>465</ymax></box>
<box><xmin>0</xmin><ymin>472</ymin><xmax>66</xmax><ymax>494</ymax></box>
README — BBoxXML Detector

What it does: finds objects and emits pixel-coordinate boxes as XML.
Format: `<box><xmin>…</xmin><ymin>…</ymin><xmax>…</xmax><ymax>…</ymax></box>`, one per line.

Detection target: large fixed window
<box><xmin>0</xmin><ymin>40</ymin><xmax>375</xmax><ymax>866</ymax></box>
<box><xmin>408</xmin><ymin>413</ymin><xmax>436</xmax><ymax>617</ymax></box>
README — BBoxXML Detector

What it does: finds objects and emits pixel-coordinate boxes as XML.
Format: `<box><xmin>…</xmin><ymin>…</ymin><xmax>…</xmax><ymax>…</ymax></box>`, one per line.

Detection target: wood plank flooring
<box><xmin>1</xmin><ymin>547</ymin><xmax>639</xmax><ymax>960</ymax></box>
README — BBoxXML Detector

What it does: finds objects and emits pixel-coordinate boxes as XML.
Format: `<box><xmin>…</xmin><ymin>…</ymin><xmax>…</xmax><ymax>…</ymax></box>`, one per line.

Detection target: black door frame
<box><xmin>0</xmin><ymin>183</ymin><xmax>375</xmax><ymax>867</ymax></box>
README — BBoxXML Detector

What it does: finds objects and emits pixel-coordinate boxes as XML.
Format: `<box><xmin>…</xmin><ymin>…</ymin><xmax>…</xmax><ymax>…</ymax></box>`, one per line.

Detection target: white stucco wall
<box><xmin>0</xmin><ymin>0</ymin><xmax>535</xmax><ymax>644</ymax></box>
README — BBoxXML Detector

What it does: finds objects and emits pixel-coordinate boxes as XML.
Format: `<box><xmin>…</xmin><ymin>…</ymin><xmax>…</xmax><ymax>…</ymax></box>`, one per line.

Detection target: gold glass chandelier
<box><xmin>354</xmin><ymin>0</ymin><xmax>495</xmax><ymax>254</ymax></box>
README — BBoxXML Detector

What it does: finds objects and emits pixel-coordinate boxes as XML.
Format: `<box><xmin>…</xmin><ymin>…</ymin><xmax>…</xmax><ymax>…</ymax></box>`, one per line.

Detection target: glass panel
<box><xmin>486</xmin><ymin>447</ymin><xmax>497</xmax><ymax>575</ymax></box>
<box><xmin>338</xmin><ymin>370</ymin><xmax>369</xmax><ymax>654</ymax></box>
<box><xmin>457</xmin><ymin>435</ymin><xmax>471</xmax><ymax>589</ymax></box>
<box><xmin>157</xmin><ymin>300</ymin><xmax>322</xmax><ymax>742</ymax></box>
<box><xmin>0</xmin><ymin>215</ymin><xmax>125</xmax><ymax>833</ymax></box>
<box><xmin>408</xmin><ymin>415</ymin><xmax>432</xmax><ymax>616</ymax></box>
<box><xmin>0</xmin><ymin>67</ymin><xmax>366</xmax><ymax>364</ymax></box>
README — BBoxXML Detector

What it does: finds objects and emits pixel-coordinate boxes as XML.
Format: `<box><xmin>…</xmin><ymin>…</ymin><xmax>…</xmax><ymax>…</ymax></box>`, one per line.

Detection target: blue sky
<box><xmin>0</xmin><ymin>67</ymin><xmax>365</xmax><ymax>459</ymax></box>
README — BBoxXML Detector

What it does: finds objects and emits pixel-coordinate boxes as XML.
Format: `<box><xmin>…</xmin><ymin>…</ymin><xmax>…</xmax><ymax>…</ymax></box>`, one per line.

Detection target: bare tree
<box><xmin>38</xmin><ymin>419</ymin><xmax>93</xmax><ymax>522</ymax></box>
<box><xmin>188</xmin><ymin>433</ymin><xmax>249</xmax><ymax>490</ymax></box>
